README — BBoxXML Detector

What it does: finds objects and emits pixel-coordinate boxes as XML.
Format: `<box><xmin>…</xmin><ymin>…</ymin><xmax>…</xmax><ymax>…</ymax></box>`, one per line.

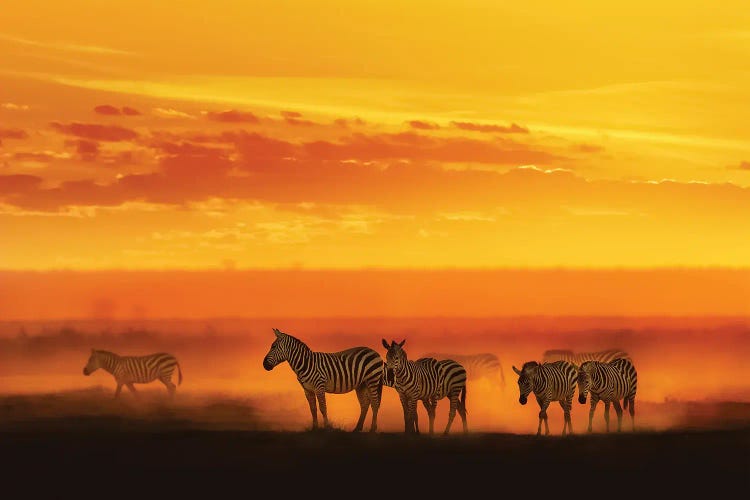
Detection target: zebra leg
<box><xmin>353</xmin><ymin>386</ymin><xmax>370</xmax><ymax>432</ymax></box>
<box><xmin>421</xmin><ymin>400</ymin><xmax>435</xmax><ymax>435</ymax></box>
<box><xmin>367</xmin><ymin>381</ymin><xmax>381</xmax><ymax>433</ymax></box>
<box><xmin>561</xmin><ymin>398</ymin><xmax>573</xmax><ymax>436</ymax></box>
<box><xmin>603</xmin><ymin>401</ymin><xmax>611</xmax><ymax>432</ymax></box>
<box><xmin>398</xmin><ymin>392</ymin><xmax>411</xmax><ymax>432</ymax></box>
<box><xmin>628</xmin><ymin>398</ymin><xmax>636</xmax><ymax>431</ymax></box>
<box><xmin>613</xmin><ymin>400</ymin><xmax>624</xmax><ymax>432</ymax></box>
<box><xmin>315</xmin><ymin>391</ymin><xmax>330</xmax><ymax>428</ymax></box>
<box><xmin>588</xmin><ymin>397</ymin><xmax>599</xmax><ymax>433</ymax></box>
<box><xmin>114</xmin><ymin>383</ymin><xmax>123</xmax><ymax>399</ymax></box>
<box><xmin>126</xmin><ymin>383</ymin><xmax>139</xmax><ymax>398</ymax></box>
<box><xmin>160</xmin><ymin>378</ymin><xmax>176</xmax><ymax>398</ymax></box>
<box><xmin>458</xmin><ymin>394</ymin><xmax>468</xmax><ymax>434</ymax></box>
<box><xmin>407</xmin><ymin>398</ymin><xmax>419</xmax><ymax>434</ymax></box>
<box><xmin>444</xmin><ymin>391</ymin><xmax>460</xmax><ymax>435</ymax></box>
<box><xmin>303</xmin><ymin>388</ymin><xmax>318</xmax><ymax>430</ymax></box>
<box><xmin>536</xmin><ymin>401</ymin><xmax>549</xmax><ymax>436</ymax></box>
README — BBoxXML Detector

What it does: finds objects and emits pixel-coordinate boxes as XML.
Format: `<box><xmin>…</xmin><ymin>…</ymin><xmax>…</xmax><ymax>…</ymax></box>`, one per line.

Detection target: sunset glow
<box><xmin>2</xmin><ymin>0</ymin><xmax>749</xmax><ymax>270</ymax></box>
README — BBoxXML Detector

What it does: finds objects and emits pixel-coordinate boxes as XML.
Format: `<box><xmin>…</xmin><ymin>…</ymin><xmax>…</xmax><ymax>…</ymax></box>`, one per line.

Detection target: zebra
<box><xmin>382</xmin><ymin>339</ymin><xmax>468</xmax><ymax>435</ymax></box>
<box><xmin>512</xmin><ymin>360</ymin><xmax>577</xmax><ymax>436</ymax></box>
<box><xmin>421</xmin><ymin>351</ymin><xmax>505</xmax><ymax>392</ymax></box>
<box><xmin>542</xmin><ymin>348</ymin><xmax>631</xmax><ymax>369</ymax></box>
<box><xmin>82</xmin><ymin>348</ymin><xmax>183</xmax><ymax>398</ymax></box>
<box><xmin>263</xmin><ymin>327</ymin><xmax>383</xmax><ymax>432</ymax></box>
<box><xmin>577</xmin><ymin>358</ymin><xmax>638</xmax><ymax>433</ymax></box>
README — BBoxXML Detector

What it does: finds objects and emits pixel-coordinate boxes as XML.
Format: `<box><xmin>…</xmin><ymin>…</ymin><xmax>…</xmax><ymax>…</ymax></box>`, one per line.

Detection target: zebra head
<box><xmin>512</xmin><ymin>361</ymin><xmax>539</xmax><ymax>405</ymax></box>
<box><xmin>382</xmin><ymin>361</ymin><xmax>396</xmax><ymax>387</ymax></box>
<box><xmin>83</xmin><ymin>349</ymin><xmax>101</xmax><ymax>376</ymax></box>
<box><xmin>263</xmin><ymin>328</ymin><xmax>291</xmax><ymax>371</ymax></box>
<box><xmin>381</xmin><ymin>339</ymin><xmax>407</xmax><ymax>382</ymax></box>
<box><xmin>577</xmin><ymin>361</ymin><xmax>595</xmax><ymax>404</ymax></box>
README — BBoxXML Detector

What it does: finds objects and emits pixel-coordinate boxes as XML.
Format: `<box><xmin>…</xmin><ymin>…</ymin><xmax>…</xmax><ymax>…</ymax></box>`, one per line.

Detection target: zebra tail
<box><xmin>177</xmin><ymin>362</ymin><xmax>183</xmax><ymax>385</ymax></box>
<box><xmin>461</xmin><ymin>385</ymin><xmax>468</xmax><ymax>415</ymax></box>
<box><xmin>623</xmin><ymin>398</ymin><xmax>628</xmax><ymax>410</ymax></box>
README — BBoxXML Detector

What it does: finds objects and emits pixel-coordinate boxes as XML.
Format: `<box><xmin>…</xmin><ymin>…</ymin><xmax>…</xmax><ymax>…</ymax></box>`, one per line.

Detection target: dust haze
<box><xmin>1</xmin><ymin>316</ymin><xmax>749</xmax><ymax>435</ymax></box>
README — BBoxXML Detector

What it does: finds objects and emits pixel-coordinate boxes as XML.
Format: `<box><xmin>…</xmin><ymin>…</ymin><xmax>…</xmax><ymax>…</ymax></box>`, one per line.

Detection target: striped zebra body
<box><xmin>512</xmin><ymin>360</ymin><xmax>577</xmax><ymax>436</ymax></box>
<box><xmin>542</xmin><ymin>348</ymin><xmax>632</xmax><ymax>369</ymax></box>
<box><xmin>382</xmin><ymin>339</ymin><xmax>468</xmax><ymax>435</ymax></box>
<box><xmin>421</xmin><ymin>352</ymin><xmax>505</xmax><ymax>391</ymax></box>
<box><xmin>577</xmin><ymin>358</ymin><xmax>638</xmax><ymax>432</ymax></box>
<box><xmin>263</xmin><ymin>328</ymin><xmax>383</xmax><ymax>432</ymax></box>
<box><xmin>82</xmin><ymin>349</ymin><xmax>183</xmax><ymax>398</ymax></box>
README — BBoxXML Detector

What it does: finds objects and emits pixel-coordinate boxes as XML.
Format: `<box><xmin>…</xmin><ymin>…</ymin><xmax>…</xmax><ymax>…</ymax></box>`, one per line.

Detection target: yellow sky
<box><xmin>1</xmin><ymin>0</ymin><xmax>749</xmax><ymax>269</ymax></box>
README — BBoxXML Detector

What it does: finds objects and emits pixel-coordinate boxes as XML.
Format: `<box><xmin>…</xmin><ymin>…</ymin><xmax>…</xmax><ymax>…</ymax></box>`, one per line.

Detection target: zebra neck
<box><xmin>286</xmin><ymin>348</ymin><xmax>311</xmax><ymax>375</ymax></box>
<box><xmin>100</xmin><ymin>353</ymin><xmax>119</xmax><ymax>374</ymax></box>
<box><xmin>394</xmin><ymin>362</ymin><xmax>412</xmax><ymax>386</ymax></box>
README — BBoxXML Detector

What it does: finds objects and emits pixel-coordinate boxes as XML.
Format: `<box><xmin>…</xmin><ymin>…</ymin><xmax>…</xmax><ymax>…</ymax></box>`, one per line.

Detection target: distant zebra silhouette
<box><xmin>512</xmin><ymin>360</ymin><xmax>577</xmax><ymax>436</ymax></box>
<box><xmin>263</xmin><ymin>328</ymin><xmax>383</xmax><ymax>432</ymax></box>
<box><xmin>82</xmin><ymin>349</ymin><xmax>183</xmax><ymax>398</ymax></box>
<box><xmin>382</xmin><ymin>339</ymin><xmax>467</xmax><ymax>435</ymax></box>
<box><xmin>542</xmin><ymin>348</ymin><xmax>631</xmax><ymax>369</ymax></box>
<box><xmin>577</xmin><ymin>358</ymin><xmax>638</xmax><ymax>433</ymax></box>
<box><xmin>421</xmin><ymin>352</ymin><xmax>505</xmax><ymax>392</ymax></box>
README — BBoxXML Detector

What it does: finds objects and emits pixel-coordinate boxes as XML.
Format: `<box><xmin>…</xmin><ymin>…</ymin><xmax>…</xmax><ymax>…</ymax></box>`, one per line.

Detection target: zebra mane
<box><xmin>521</xmin><ymin>360</ymin><xmax>540</xmax><ymax>370</ymax></box>
<box><xmin>93</xmin><ymin>349</ymin><xmax>118</xmax><ymax>357</ymax></box>
<box><xmin>277</xmin><ymin>330</ymin><xmax>312</xmax><ymax>352</ymax></box>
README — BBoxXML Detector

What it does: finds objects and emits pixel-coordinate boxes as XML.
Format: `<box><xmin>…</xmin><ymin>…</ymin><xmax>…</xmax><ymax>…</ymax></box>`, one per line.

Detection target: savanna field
<box><xmin>3</xmin><ymin>0</ymin><xmax>750</xmax><ymax>493</ymax></box>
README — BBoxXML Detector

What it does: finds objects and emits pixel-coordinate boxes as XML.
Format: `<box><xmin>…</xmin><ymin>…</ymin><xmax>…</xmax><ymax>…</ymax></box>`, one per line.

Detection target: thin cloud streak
<box><xmin>0</xmin><ymin>32</ymin><xmax>134</xmax><ymax>56</ymax></box>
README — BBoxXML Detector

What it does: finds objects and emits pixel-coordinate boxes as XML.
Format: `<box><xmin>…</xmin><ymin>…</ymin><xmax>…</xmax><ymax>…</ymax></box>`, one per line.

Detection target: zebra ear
<box><xmin>398</xmin><ymin>339</ymin><xmax>406</xmax><ymax>347</ymax></box>
<box><xmin>382</xmin><ymin>339</ymin><xmax>389</xmax><ymax>349</ymax></box>
<box><xmin>273</xmin><ymin>328</ymin><xmax>281</xmax><ymax>337</ymax></box>
<box><xmin>512</xmin><ymin>365</ymin><xmax>521</xmax><ymax>375</ymax></box>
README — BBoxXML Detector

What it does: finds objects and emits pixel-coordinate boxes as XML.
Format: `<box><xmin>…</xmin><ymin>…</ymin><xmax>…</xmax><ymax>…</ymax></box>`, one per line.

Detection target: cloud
<box><xmin>92</xmin><ymin>105</ymin><xmax>140</xmax><ymax>116</ymax></box>
<box><xmin>572</xmin><ymin>143</ymin><xmax>605</xmax><ymax>153</ymax></box>
<box><xmin>0</xmin><ymin>32</ymin><xmax>132</xmax><ymax>56</ymax></box>
<box><xmin>0</xmin><ymin>174</ymin><xmax>43</xmax><ymax>194</ymax></box>
<box><xmin>64</xmin><ymin>139</ymin><xmax>100</xmax><ymax>161</ymax></box>
<box><xmin>0</xmin><ymin>128</ymin><xmax>28</xmax><ymax>145</ymax></box>
<box><xmin>94</xmin><ymin>105</ymin><xmax>121</xmax><ymax>116</ymax></box>
<box><xmin>153</xmin><ymin>108</ymin><xmax>194</xmax><ymax>119</ymax></box>
<box><xmin>407</xmin><ymin>120</ymin><xmax>440</xmax><ymax>130</ymax></box>
<box><xmin>334</xmin><ymin>118</ymin><xmax>366</xmax><ymax>128</ymax></box>
<box><xmin>205</xmin><ymin>110</ymin><xmax>260</xmax><ymax>123</ymax></box>
<box><xmin>50</xmin><ymin>122</ymin><xmax>138</xmax><ymax>141</ymax></box>
<box><xmin>281</xmin><ymin>110</ymin><xmax>316</xmax><ymax>126</ymax></box>
<box><xmin>1</xmin><ymin>102</ymin><xmax>30</xmax><ymax>111</ymax></box>
<box><xmin>451</xmin><ymin>121</ymin><xmax>529</xmax><ymax>134</ymax></box>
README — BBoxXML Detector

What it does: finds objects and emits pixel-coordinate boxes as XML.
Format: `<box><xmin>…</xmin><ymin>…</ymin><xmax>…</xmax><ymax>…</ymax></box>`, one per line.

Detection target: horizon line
<box><xmin>2</xmin><ymin>265</ymin><xmax>750</xmax><ymax>273</ymax></box>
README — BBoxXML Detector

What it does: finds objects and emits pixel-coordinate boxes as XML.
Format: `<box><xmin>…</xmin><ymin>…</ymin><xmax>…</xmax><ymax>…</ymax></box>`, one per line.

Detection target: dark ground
<box><xmin>1</xmin><ymin>388</ymin><xmax>748</xmax><ymax>496</ymax></box>
<box><xmin>3</xmin><ymin>421</ymin><xmax>748</xmax><ymax>496</ymax></box>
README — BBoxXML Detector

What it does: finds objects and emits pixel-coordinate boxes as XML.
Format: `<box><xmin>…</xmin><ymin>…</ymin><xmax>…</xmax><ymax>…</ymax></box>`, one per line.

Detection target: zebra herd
<box><xmin>80</xmin><ymin>329</ymin><xmax>638</xmax><ymax>436</ymax></box>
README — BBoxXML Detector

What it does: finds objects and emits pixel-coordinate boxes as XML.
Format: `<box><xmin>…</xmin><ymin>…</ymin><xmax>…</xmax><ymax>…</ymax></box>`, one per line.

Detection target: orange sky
<box><xmin>1</xmin><ymin>1</ymin><xmax>750</xmax><ymax>270</ymax></box>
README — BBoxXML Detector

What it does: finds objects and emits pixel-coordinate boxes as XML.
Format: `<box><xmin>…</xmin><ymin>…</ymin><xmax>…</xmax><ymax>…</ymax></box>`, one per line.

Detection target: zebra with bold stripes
<box><xmin>82</xmin><ymin>348</ymin><xmax>183</xmax><ymax>398</ymax></box>
<box><xmin>577</xmin><ymin>358</ymin><xmax>638</xmax><ymax>433</ymax></box>
<box><xmin>421</xmin><ymin>352</ymin><xmax>505</xmax><ymax>392</ymax></box>
<box><xmin>542</xmin><ymin>348</ymin><xmax>631</xmax><ymax>369</ymax></box>
<box><xmin>382</xmin><ymin>339</ymin><xmax>468</xmax><ymax>435</ymax></box>
<box><xmin>512</xmin><ymin>360</ymin><xmax>577</xmax><ymax>436</ymax></box>
<box><xmin>263</xmin><ymin>328</ymin><xmax>383</xmax><ymax>432</ymax></box>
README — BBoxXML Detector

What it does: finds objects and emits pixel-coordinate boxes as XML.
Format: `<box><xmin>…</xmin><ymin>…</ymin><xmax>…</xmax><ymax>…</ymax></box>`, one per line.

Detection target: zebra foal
<box><xmin>82</xmin><ymin>349</ymin><xmax>183</xmax><ymax>398</ymax></box>
<box><xmin>577</xmin><ymin>358</ymin><xmax>638</xmax><ymax>432</ymax></box>
<box><xmin>512</xmin><ymin>360</ymin><xmax>577</xmax><ymax>436</ymax></box>
<box><xmin>263</xmin><ymin>328</ymin><xmax>383</xmax><ymax>432</ymax></box>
